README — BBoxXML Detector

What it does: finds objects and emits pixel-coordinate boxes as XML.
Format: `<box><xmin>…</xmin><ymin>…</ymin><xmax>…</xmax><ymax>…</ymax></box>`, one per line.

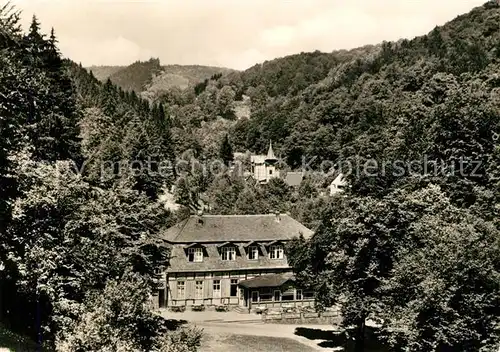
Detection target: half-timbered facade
<box><xmin>157</xmin><ymin>214</ymin><xmax>314</xmax><ymax>311</ymax></box>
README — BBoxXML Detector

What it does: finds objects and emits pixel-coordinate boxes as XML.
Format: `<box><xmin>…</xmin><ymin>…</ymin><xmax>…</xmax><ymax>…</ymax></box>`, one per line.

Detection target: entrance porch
<box><xmin>238</xmin><ymin>273</ymin><xmax>314</xmax><ymax>312</ymax></box>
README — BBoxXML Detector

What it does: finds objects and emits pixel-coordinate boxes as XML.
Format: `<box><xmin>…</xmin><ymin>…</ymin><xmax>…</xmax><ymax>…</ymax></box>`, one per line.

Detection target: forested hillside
<box><xmin>86</xmin><ymin>65</ymin><xmax>123</xmax><ymax>81</ymax></box>
<box><xmin>278</xmin><ymin>3</ymin><xmax>500</xmax><ymax>351</ymax></box>
<box><xmin>88</xmin><ymin>60</ymin><xmax>234</xmax><ymax>94</ymax></box>
<box><xmin>157</xmin><ymin>1</ymin><xmax>500</xmax><ymax>202</ymax></box>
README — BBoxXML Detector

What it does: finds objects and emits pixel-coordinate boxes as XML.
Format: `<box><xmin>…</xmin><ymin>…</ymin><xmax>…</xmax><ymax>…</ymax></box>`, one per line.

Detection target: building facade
<box><xmin>250</xmin><ymin>141</ymin><xmax>279</xmax><ymax>183</ymax></box>
<box><xmin>329</xmin><ymin>173</ymin><xmax>347</xmax><ymax>195</ymax></box>
<box><xmin>158</xmin><ymin>214</ymin><xmax>314</xmax><ymax>311</ymax></box>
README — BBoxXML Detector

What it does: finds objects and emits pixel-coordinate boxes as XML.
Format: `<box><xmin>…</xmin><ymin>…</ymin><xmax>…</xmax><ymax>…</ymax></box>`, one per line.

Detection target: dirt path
<box><xmin>195</xmin><ymin>322</ymin><xmax>340</xmax><ymax>351</ymax></box>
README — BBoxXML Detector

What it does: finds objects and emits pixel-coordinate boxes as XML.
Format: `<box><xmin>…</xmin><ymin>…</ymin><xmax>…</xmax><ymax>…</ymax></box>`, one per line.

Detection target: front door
<box><xmin>251</xmin><ymin>291</ymin><xmax>259</xmax><ymax>303</ymax></box>
<box><xmin>213</xmin><ymin>279</ymin><xmax>221</xmax><ymax>302</ymax></box>
<box><xmin>241</xmin><ymin>288</ymin><xmax>247</xmax><ymax>306</ymax></box>
<box><xmin>274</xmin><ymin>290</ymin><xmax>281</xmax><ymax>302</ymax></box>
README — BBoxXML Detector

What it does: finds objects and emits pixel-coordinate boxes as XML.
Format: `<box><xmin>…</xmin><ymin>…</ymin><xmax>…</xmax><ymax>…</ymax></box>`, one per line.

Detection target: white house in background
<box><xmin>329</xmin><ymin>173</ymin><xmax>347</xmax><ymax>195</ymax></box>
<box><xmin>250</xmin><ymin>141</ymin><xmax>279</xmax><ymax>184</ymax></box>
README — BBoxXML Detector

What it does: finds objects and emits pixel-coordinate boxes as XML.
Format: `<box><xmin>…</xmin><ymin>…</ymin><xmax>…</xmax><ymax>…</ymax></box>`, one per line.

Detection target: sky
<box><xmin>12</xmin><ymin>0</ymin><xmax>487</xmax><ymax>70</ymax></box>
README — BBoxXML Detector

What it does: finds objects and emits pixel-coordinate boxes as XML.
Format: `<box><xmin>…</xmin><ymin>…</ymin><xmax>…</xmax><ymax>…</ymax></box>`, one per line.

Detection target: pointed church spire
<box><xmin>265</xmin><ymin>140</ymin><xmax>277</xmax><ymax>163</ymax></box>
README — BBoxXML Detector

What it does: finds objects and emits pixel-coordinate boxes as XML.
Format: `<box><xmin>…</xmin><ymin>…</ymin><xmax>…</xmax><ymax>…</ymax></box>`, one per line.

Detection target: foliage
<box><xmin>55</xmin><ymin>273</ymin><xmax>202</xmax><ymax>352</ymax></box>
<box><xmin>218</xmin><ymin>134</ymin><xmax>234</xmax><ymax>166</ymax></box>
<box><xmin>2</xmin><ymin>158</ymin><xmax>171</xmax><ymax>343</ymax></box>
<box><xmin>288</xmin><ymin>185</ymin><xmax>500</xmax><ymax>351</ymax></box>
<box><xmin>380</xmin><ymin>198</ymin><xmax>500</xmax><ymax>351</ymax></box>
<box><xmin>107</xmin><ymin>58</ymin><xmax>162</xmax><ymax>93</ymax></box>
<box><xmin>0</xmin><ymin>9</ymin><xmax>199</xmax><ymax>351</ymax></box>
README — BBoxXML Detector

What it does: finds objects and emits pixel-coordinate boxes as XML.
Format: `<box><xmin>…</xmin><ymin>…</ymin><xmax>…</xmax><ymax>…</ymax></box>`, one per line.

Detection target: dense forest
<box><xmin>0</xmin><ymin>0</ymin><xmax>500</xmax><ymax>351</ymax></box>
<box><xmin>0</xmin><ymin>5</ymin><xmax>200</xmax><ymax>351</ymax></box>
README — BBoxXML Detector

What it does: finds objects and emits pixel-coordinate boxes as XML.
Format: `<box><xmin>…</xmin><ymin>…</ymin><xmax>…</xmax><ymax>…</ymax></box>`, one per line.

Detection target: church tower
<box><xmin>264</xmin><ymin>140</ymin><xmax>279</xmax><ymax>182</ymax></box>
<box><xmin>265</xmin><ymin>140</ymin><xmax>278</xmax><ymax>165</ymax></box>
<box><xmin>249</xmin><ymin>140</ymin><xmax>280</xmax><ymax>183</ymax></box>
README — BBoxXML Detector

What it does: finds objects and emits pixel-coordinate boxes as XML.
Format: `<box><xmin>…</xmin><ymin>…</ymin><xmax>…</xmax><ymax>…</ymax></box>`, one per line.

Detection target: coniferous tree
<box><xmin>19</xmin><ymin>19</ymin><xmax>82</xmax><ymax>163</ymax></box>
<box><xmin>218</xmin><ymin>134</ymin><xmax>233</xmax><ymax>166</ymax></box>
<box><xmin>0</xmin><ymin>3</ymin><xmax>23</xmax><ymax>257</ymax></box>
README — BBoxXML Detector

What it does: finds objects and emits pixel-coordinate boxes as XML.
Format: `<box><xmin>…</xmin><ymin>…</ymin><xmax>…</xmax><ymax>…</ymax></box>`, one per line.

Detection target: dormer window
<box><xmin>248</xmin><ymin>246</ymin><xmax>259</xmax><ymax>260</ymax></box>
<box><xmin>269</xmin><ymin>244</ymin><xmax>284</xmax><ymax>259</ymax></box>
<box><xmin>221</xmin><ymin>246</ymin><xmax>236</xmax><ymax>261</ymax></box>
<box><xmin>187</xmin><ymin>247</ymin><xmax>203</xmax><ymax>262</ymax></box>
<box><xmin>185</xmin><ymin>243</ymin><xmax>204</xmax><ymax>262</ymax></box>
<box><xmin>244</xmin><ymin>241</ymin><xmax>261</xmax><ymax>260</ymax></box>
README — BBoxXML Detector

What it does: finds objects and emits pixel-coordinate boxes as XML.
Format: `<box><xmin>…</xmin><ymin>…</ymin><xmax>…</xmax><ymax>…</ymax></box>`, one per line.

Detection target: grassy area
<box><xmin>294</xmin><ymin>326</ymin><xmax>389</xmax><ymax>352</ymax></box>
<box><xmin>0</xmin><ymin>326</ymin><xmax>39</xmax><ymax>351</ymax></box>
<box><xmin>201</xmin><ymin>333</ymin><xmax>318</xmax><ymax>352</ymax></box>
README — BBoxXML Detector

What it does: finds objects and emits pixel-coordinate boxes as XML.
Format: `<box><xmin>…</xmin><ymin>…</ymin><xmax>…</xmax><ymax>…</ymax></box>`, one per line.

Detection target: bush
<box><xmin>55</xmin><ymin>273</ymin><xmax>201</xmax><ymax>352</ymax></box>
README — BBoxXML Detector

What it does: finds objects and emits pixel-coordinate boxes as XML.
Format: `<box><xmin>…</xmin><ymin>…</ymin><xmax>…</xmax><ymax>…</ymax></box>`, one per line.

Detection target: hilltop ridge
<box><xmin>87</xmin><ymin>59</ymin><xmax>235</xmax><ymax>94</ymax></box>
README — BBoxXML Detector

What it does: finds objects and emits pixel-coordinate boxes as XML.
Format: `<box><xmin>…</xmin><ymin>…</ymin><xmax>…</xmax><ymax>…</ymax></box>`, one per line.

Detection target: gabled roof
<box><xmin>162</xmin><ymin>214</ymin><xmax>313</xmax><ymax>243</ymax></box>
<box><xmin>216</xmin><ymin>241</ymin><xmax>236</xmax><ymax>248</ymax></box>
<box><xmin>243</xmin><ymin>240</ymin><xmax>260</xmax><ymax>248</ymax></box>
<box><xmin>250</xmin><ymin>155</ymin><xmax>267</xmax><ymax>164</ymax></box>
<box><xmin>185</xmin><ymin>242</ymin><xmax>205</xmax><ymax>248</ymax></box>
<box><xmin>239</xmin><ymin>273</ymin><xmax>295</xmax><ymax>288</ymax></box>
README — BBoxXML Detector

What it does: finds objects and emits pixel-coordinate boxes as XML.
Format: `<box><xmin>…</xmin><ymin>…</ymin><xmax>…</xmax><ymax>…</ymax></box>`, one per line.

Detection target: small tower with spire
<box><xmin>249</xmin><ymin>140</ymin><xmax>280</xmax><ymax>183</ymax></box>
<box><xmin>265</xmin><ymin>140</ymin><xmax>278</xmax><ymax>165</ymax></box>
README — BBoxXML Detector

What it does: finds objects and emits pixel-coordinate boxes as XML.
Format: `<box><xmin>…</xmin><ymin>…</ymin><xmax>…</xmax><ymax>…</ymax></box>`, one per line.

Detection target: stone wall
<box><xmin>263</xmin><ymin>310</ymin><xmax>341</xmax><ymax>325</ymax></box>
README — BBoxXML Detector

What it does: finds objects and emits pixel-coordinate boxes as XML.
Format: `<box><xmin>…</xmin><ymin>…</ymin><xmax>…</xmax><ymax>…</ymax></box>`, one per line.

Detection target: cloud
<box><xmin>12</xmin><ymin>0</ymin><xmax>487</xmax><ymax>70</ymax></box>
<box><xmin>59</xmin><ymin>36</ymin><xmax>156</xmax><ymax>66</ymax></box>
<box><xmin>260</xmin><ymin>26</ymin><xmax>296</xmax><ymax>48</ymax></box>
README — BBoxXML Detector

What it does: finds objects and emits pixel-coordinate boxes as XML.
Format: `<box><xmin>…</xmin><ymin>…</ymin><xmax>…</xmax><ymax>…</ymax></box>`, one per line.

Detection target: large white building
<box><xmin>250</xmin><ymin>141</ymin><xmax>280</xmax><ymax>184</ymax></box>
<box><xmin>158</xmin><ymin>213</ymin><xmax>315</xmax><ymax>311</ymax></box>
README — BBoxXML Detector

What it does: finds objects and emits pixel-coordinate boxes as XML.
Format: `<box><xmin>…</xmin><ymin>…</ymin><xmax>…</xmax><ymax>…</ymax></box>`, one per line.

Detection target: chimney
<box><xmin>195</xmin><ymin>210</ymin><xmax>204</xmax><ymax>225</ymax></box>
<box><xmin>274</xmin><ymin>212</ymin><xmax>281</xmax><ymax>223</ymax></box>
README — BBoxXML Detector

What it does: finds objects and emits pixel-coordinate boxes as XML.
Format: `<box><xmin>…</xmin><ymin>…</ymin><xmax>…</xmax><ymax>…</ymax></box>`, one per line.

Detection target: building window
<box><xmin>269</xmin><ymin>169</ymin><xmax>273</xmax><ymax>175</ymax></box>
<box><xmin>260</xmin><ymin>292</ymin><xmax>273</xmax><ymax>301</ymax></box>
<box><xmin>221</xmin><ymin>246</ymin><xmax>236</xmax><ymax>261</ymax></box>
<box><xmin>195</xmin><ymin>280</ymin><xmax>203</xmax><ymax>299</ymax></box>
<box><xmin>177</xmin><ymin>281</ymin><xmax>185</xmax><ymax>299</ymax></box>
<box><xmin>259</xmin><ymin>288</ymin><xmax>272</xmax><ymax>302</ymax></box>
<box><xmin>296</xmin><ymin>289</ymin><xmax>303</xmax><ymax>300</ymax></box>
<box><xmin>282</xmin><ymin>293</ymin><xmax>294</xmax><ymax>301</ymax></box>
<box><xmin>213</xmin><ymin>279</ymin><xmax>221</xmax><ymax>295</ymax></box>
<box><xmin>248</xmin><ymin>246</ymin><xmax>259</xmax><ymax>260</ymax></box>
<box><xmin>187</xmin><ymin>247</ymin><xmax>203</xmax><ymax>262</ymax></box>
<box><xmin>230</xmin><ymin>279</ymin><xmax>239</xmax><ymax>296</ymax></box>
<box><xmin>269</xmin><ymin>245</ymin><xmax>284</xmax><ymax>259</ymax></box>
<box><xmin>303</xmin><ymin>291</ymin><xmax>314</xmax><ymax>299</ymax></box>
